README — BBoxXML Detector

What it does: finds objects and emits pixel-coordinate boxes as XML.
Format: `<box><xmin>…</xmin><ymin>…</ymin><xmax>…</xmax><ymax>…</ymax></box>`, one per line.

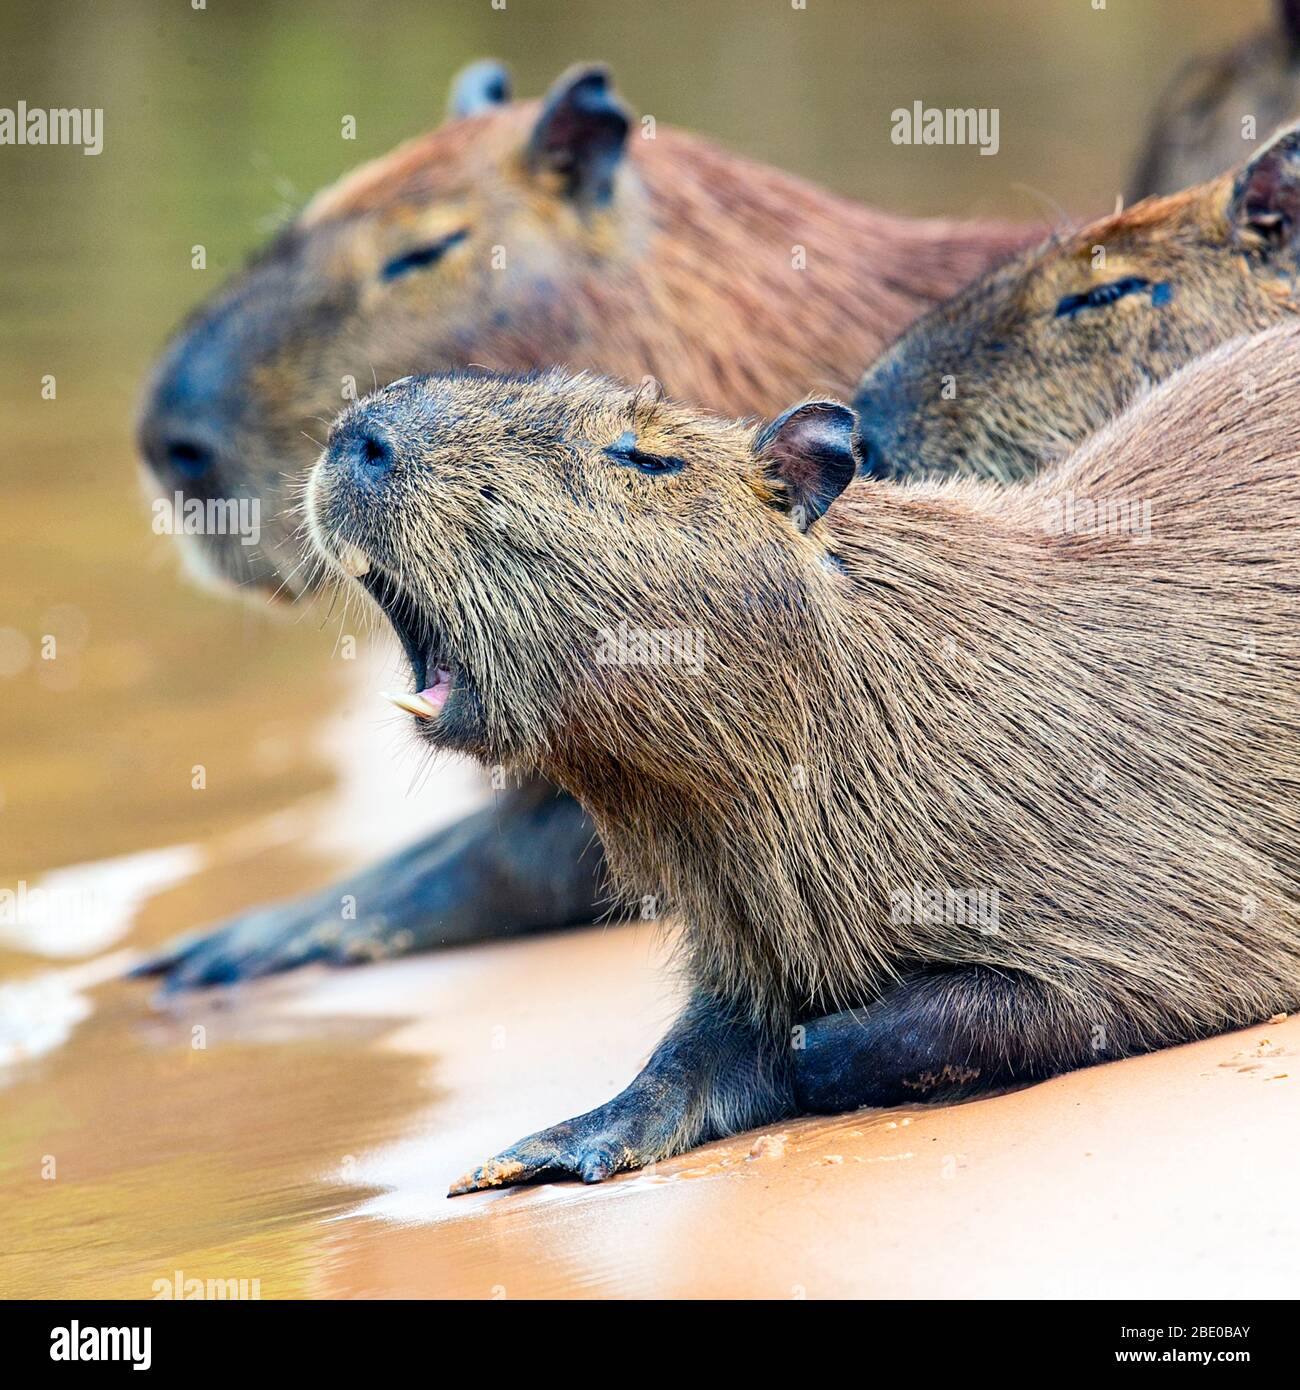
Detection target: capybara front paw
<box><xmin>130</xmin><ymin>898</ymin><xmax>415</xmax><ymax>993</ymax></box>
<box><xmin>448</xmin><ymin>1101</ymin><xmax>661</xmax><ymax>1195</ymax></box>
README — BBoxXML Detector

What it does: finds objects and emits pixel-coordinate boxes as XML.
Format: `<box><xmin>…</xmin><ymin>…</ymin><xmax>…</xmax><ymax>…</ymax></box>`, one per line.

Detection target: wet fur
<box><xmin>595</xmin><ymin>346</ymin><xmax>1300</xmax><ymax>1046</ymax></box>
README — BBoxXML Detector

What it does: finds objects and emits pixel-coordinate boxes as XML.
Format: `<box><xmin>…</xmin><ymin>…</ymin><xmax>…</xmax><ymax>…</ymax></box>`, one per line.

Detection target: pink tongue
<box><xmin>420</xmin><ymin>669</ymin><xmax>453</xmax><ymax>711</ymax></box>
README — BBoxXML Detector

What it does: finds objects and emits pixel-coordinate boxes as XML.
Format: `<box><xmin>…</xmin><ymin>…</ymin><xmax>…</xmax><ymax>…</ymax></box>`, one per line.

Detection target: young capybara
<box><xmin>854</xmin><ymin>121</ymin><xmax>1300</xmax><ymax>483</ymax></box>
<box><xmin>134</xmin><ymin>60</ymin><xmax>1037</xmax><ymax>990</ymax></box>
<box><xmin>1129</xmin><ymin>0</ymin><xmax>1300</xmax><ymax>200</ymax></box>
<box><xmin>306</xmin><ymin>328</ymin><xmax>1300</xmax><ymax>1190</ymax></box>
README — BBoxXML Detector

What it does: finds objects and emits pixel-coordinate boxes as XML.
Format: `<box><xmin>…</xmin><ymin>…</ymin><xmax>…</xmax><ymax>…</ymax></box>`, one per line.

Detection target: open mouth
<box><xmin>356</xmin><ymin>563</ymin><xmax>460</xmax><ymax>722</ymax></box>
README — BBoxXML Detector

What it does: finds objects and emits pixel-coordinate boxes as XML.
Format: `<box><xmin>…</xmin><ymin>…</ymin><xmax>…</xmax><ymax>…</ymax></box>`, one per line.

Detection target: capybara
<box><xmin>305</xmin><ymin>329</ymin><xmax>1300</xmax><ymax>1190</ymax></box>
<box><xmin>134</xmin><ymin>61</ymin><xmax>1037</xmax><ymax>989</ymax></box>
<box><xmin>1130</xmin><ymin>0</ymin><xmax>1300</xmax><ymax>199</ymax></box>
<box><xmin>854</xmin><ymin>122</ymin><xmax>1300</xmax><ymax>483</ymax></box>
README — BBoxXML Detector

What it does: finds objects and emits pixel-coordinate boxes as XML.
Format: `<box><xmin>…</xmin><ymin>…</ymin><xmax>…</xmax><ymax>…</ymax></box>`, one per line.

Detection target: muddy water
<box><xmin>0</xmin><ymin>0</ymin><xmax>1283</xmax><ymax>1298</ymax></box>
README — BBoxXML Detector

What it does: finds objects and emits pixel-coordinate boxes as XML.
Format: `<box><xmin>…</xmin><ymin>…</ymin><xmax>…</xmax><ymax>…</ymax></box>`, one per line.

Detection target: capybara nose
<box><xmin>331</xmin><ymin>418</ymin><xmax>396</xmax><ymax>484</ymax></box>
<box><xmin>852</xmin><ymin>380</ymin><xmax>914</xmax><ymax>480</ymax></box>
<box><xmin>139</xmin><ymin>417</ymin><xmax>222</xmax><ymax>483</ymax></box>
<box><xmin>852</xmin><ymin>404</ymin><xmax>890</xmax><ymax>480</ymax></box>
<box><xmin>140</xmin><ymin>287</ymin><xmax>264</xmax><ymax>486</ymax></box>
<box><xmin>356</xmin><ymin>429</ymin><xmax>394</xmax><ymax>474</ymax></box>
<box><xmin>159</xmin><ymin>432</ymin><xmax>216</xmax><ymax>479</ymax></box>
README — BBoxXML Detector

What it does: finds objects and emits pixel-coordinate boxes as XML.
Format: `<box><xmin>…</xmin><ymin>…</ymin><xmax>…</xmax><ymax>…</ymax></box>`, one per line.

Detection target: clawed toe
<box><xmin>447</xmin><ymin>1156</ymin><xmax>535</xmax><ymax>1196</ymax></box>
<box><xmin>447</xmin><ymin>1108</ymin><xmax>653</xmax><ymax>1196</ymax></box>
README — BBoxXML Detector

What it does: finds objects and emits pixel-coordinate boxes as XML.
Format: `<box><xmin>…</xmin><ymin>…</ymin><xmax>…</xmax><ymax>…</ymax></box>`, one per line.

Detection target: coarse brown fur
<box><xmin>308</xmin><ymin>326</ymin><xmax>1300</xmax><ymax>1184</ymax></box>
<box><xmin>138</xmin><ymin>62</ymin><xmax>1034</xmax><ymax>599</ymax></box>
<box><xmin>854</xmin><ymin>121</ymin><xmax>1300</xmax><ymax>483</ymax></box>
<box><xmin>1129</xmin><ymin>0</ymin><xmax>1300</xmax><ymax>200</ymax></box>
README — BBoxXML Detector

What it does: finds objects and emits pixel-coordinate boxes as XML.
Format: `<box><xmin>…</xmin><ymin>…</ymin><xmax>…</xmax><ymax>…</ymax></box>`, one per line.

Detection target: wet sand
<box><xmin>1</xmin><ymin>559</ymin><xmax>1296</xmax><ymax>1299</ymax></box>
<box><xmin>306</xmin><ymin>932</ymin><xmax>1300</xmax><ymax>1300</ymax></box>
<box><xmin>4</xmin><ymin>881</ymin><xmax>1297</xmax><ymax>1297</ymax></box>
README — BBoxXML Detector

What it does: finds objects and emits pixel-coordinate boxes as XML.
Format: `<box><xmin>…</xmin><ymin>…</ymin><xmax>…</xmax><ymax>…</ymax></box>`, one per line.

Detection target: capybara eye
<box><xmin>1055</xmin><ymin>275</ymin><xmax>1166</xmax><ymax>319</ymax></box>
<box><xmin>602</xmin><ymin>431</ymin><xmax>684</xmax><ymax>476</ymax></box>
<box><xmin>381</xmin><ymin>228</ymin><xmax>470</xmax><ymax>281</ymax></box>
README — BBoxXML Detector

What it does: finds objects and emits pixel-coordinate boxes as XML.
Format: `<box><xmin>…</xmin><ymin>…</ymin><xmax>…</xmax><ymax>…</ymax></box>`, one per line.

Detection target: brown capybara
<box><xmin>305</xmin><ymin>328</ymin><xmax>1300</xmax><ymax>1189</ymax></box>
<box><xmin>138</xmin><ymin>60</ymin><xmax>1034</xmax><ymax>600</ymax></box>
<box><xmin>854</xmin><ymin>121</ymin><xmax>1300</xmax><ymax>483</ymax></box>
<box><xmin>134</xmin><ymin>60</ymin><xmax>1037</xmax><ymax>990</ymax></box>
<box><xmin>1130</xmin><ymin>0</ymin><xmax>1300</xmax><ymax>200</ymax></box>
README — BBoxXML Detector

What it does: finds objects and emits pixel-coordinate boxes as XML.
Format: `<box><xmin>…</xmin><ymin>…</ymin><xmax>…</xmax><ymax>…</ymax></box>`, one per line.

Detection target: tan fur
<box><xmin>309</xmin><ymin>325</ymin><xmax>1300</xmax><ymax>1054</ymax></box>
<box><xmin>854</xmin><ymin>123</ymin><xmax>1300</xmax><ymax>483</ymax></box>
<box><xmin>301</xmin><ymin>103</ymin><xmax>1030</xmax><ymax>412</ymax></box>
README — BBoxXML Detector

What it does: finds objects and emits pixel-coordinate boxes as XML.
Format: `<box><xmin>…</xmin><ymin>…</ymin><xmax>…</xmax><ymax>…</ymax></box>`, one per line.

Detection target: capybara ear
<box><xmin>1229</xmin><ymin>122</ymin><xmax>1300</xmax><ymax>251</ymax></box>
<box><xmin>755</xmin><ymin>401</ymin><xmax>860</xmax><ymax>531</ymax></box>
<box><xmin>446</xmin><ymin>59</ymin><xmax>512</xmax><ymax>120</ymax></box>
<box><xmin>526</xmin><ymin>64</ymin><xmax>630</xmax><ymax>207</ymax></box>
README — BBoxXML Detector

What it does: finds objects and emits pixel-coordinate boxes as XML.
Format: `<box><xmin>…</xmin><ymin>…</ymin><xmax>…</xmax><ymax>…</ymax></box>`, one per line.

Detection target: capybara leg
<box><xmin>450</xmin><ymin>993</ymin><xmax>794</xmax><ymax>1193</ymax></box>
<box><xmin>791</xmin><ymin>967</ymin><xmax>1108</xmax><ymax>1113</ymax></box>
<box><xmin>132</xmin><ymin>778</ymin><xmax>606</xmax><ymax>991</ymax></box>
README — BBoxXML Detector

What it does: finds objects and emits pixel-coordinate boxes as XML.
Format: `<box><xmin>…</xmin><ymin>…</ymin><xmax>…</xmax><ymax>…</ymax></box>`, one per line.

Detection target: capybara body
<box><xmin>138</xmin><ymin>62</ymin><xmax>1033</xmax><ymax>598</ymax></box>
<box><xmin>308</xmin><ymin>325</ymin><xmax>1300</xmax><ymax>1188</ymax></box>
<box><xmin>1130</xmin><ymin>0</ymin><xmax>1300</xmax><ymax>200</ymax></box>
<box><xmin>855</xmin><ymin>123</ymin><xmax>1300</xmax><ymax>483</ymax></box>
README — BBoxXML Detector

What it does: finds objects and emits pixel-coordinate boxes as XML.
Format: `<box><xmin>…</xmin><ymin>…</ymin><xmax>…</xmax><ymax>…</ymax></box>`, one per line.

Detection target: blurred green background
<box><xmin>0</xmin><ymin>0</ymin><xmax>1270</xmax><ymax>887</ymax></box>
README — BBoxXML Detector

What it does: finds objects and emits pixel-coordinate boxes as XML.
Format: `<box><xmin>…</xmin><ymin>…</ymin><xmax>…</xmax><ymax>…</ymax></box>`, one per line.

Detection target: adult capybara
<box><xmin>139</xmin><ymin>60</ymin><xmax>1032</xmax><ymax>598</ymax></box>
<box><xmin>135</xmin><ymin>61</ymin><xmax>1037</xmax><ymax>989</ymax></box>
<box><xmin>855</xmin><ymin>122</ymin><xmax>1300</xmax><ymax>482</ymax></box>
<box><xmin>1130</xmin><ymin>0</ymin><xmax>1300</xmax><ymax>199</ymax></box>
<box><xmin>306</xmin><ymin>330</ymin><xmax>1300</xmax><ymax>1189</ymax></box>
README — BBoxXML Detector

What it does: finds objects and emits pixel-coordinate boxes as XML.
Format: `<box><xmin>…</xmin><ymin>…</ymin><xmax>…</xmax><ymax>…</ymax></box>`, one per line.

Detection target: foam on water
<box><xmin>0</xmin><ymin>950</ymin><xmax>136</xmax><ymax>1075</ymax></box>
<box><xmin>0</xmin><ymin>844</ymin><xmax>202</xmax><ymax>958</ymax></box>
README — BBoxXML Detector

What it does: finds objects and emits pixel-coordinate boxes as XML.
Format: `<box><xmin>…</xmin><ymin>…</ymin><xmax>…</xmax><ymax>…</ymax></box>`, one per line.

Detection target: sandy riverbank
<box><xmin>4</xmin><ymin>911</ymin><xmax>1296</xmax><ymax>1298</ymax></box>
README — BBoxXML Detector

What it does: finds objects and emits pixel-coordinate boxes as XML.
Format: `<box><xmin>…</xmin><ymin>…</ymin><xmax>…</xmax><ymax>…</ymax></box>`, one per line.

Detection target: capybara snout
<box><xmin>310</xmin><ymin>370</ymin><xmax>861</xmax><ymax>767</ymax></box>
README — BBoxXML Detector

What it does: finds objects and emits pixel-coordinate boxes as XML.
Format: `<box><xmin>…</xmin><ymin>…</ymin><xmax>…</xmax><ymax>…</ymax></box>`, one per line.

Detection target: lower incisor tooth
<box><xmin>338</xmin><ymin>543</ymin><xmax>370</xmax><ymax>577</ymax></box>
<box><xmin>381</xmin><ymin>690</ymin><xmax>437</xmax><ymax>719</ymax></box>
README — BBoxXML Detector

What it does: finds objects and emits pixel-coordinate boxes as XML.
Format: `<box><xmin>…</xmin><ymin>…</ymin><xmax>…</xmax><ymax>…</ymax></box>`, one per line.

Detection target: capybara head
<box><xmin>306</xmin><ymin>370</ymin><xmax>859</xmax><ymax>773</ymax></box>
<box><xmin>138</xmin><ymin>62</ymin><xmax>639</xmax><ymax>596</ymax></box>
<box><xmin>1129</xmin><ymin>0</ymin><xmax>1300</xmax><ymax>200</ymax></box>
<box><xmin>854</xmin><ymin>123</ymin><xmax>1300</xmax><ymax>482</ymax></box>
